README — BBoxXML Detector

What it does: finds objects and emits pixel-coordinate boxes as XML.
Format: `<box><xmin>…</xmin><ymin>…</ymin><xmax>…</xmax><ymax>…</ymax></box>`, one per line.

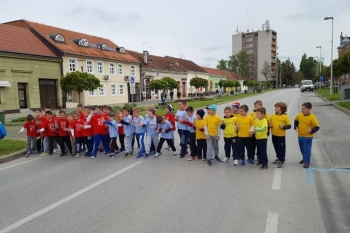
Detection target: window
<box><xmin>246</xmin><ymin>37</ymin><xmax>253</xmax><ymax>42</ymax></box>
<box><xmin>131</xmin><ymin>65</ymin><xmax>135</xmax><ymax>76</ymax></box>
<box><xmin>89</xmin><ymin>90</ymin><xmax>96</xmax><ymax>96</ymax></box>
<box><xmin>215</xmin><ymin>83</ymin><xmax>218</xmax><ymax>88</ymax></box>
<box><xmin>109</xmin><ymin>63</ymin><xmax>115</xmax><ymax>75</ymax></box>
<box><xmin>69</xmin><ymin>58</ymin><xmax>77</xmax><ymax>72</ymax></box>
<box><xmin>250</xmin><ymin>56</ymin><xmax>254</xmax><ymax>60</ymax></box>
<box><xmin>118</xmin><ymin>64</ymin><xmax>123</xmax><ymax>75</ymax></box>
<box><xmin>247</xmin><ymin>44</ymin><xmax>254</xmax><ymax>48</ymax></box>
<box><xmin>97</xmin><ymin>61</ymin><xmax>103</xmax><ymax>74</ymax></box>
<box><xmin>99</xmin><ymin>84</ymin><xmax>105</xmax><ymax>96</ymax></box>
<box><xmin>247</xmin><ymin>50</ymin><xmax>254</xmax><ymax>54</ymax></box>
<box><xmin>111</xmin><ymin>84</ymin><xmax>116</xmax><ymax>96</ymax></box>
<box><xmin>119</xmin><ymin>84</ymin><xmax>125</xmax><ymax>95</ymax></box>
<box><xmin>249</xmin><ymin>68</ymin><xmax>254</xmax><ymax>72</ymax></box>
<box><xmin>87</xmin><ymin>60</ymin><xmax>93</xmax><ymax>73</ymax></box>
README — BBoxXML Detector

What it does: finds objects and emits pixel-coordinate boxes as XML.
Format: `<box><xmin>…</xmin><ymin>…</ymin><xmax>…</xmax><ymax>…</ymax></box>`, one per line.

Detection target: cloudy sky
<box><xmin>1</xmin><ymin>0</ymin><xmax>349</xmax><ymax>69</ymax></box>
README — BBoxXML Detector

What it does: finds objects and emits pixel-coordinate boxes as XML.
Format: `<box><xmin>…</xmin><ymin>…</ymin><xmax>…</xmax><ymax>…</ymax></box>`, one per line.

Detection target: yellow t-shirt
<box><xmin>204</xmin><ymin>114</ymin><xmax>221</xmax><ymax>136</ymax></box>
<box><xmin>250</xmin><ymin>111</ymin><xmax>269</xmax><ymax>121</ymax></box>
<box><xmin>269</xmin><ymin>113</ymin><xmax>291</xmax><ymax>136</ymax></box>
<box><xmin>236</xmin><ymin>115</ymin><xmax>254</xmax><ymax>137</ymax></box>
<box><xmin>222</xmin><ymin>116</ymin><xmax>237</xmax><ymax>138</ymax></box>
<box><xmin>295</xmin><ymin>113</ymin><xmax>319</xmax><ymax>138</ymax></box>
<box><xmin>194</xmin><ymin>119</ymin><xmax>206</xmax><ymax>140</ymax></box>
<box><xmin>233</xmin><ymin>113</ymin><xmax>241</xmax><ymax>118</ymax></box>
<box><xmin>254</xmin><ymin>118</ymin><xmax>268</xmax><ymax>140</ymax></box>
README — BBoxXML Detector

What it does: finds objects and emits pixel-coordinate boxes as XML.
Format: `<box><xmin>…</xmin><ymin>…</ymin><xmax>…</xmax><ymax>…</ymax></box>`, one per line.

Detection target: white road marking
<box><xmin>0</xmin><ymin>161</ymin><xmax>143</xmax><ymax>233</ymax></box>
<box><xmin>272</xmin><ymin>168</ymin><xmax>282</xmax><ymax>190</ymax></box>
<box><xmin>287</xmin><ymin>93</ymin><xmax>298</xmax><ymax>115</ymax></box>
<box><xmin>265</xmin><ymin>210</ymin><xmax>279</xmax><ymax>233</ymax></box>
<box><xmin>0</xmin><ymin>157</ymin><xmax>44</xmax><ymax>172</ymax></box>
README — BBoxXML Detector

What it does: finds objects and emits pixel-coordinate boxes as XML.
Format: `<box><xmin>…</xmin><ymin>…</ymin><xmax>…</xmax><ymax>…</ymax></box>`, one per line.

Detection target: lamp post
<box><xmin>324</xmin><ymin>17</ymin><xmax>333</xmax><ymax>95</ymax></box>
<box><xmin>316</xmin><ymin>46</ymin><xmax>322</xmax><ymax>76</ymax></box>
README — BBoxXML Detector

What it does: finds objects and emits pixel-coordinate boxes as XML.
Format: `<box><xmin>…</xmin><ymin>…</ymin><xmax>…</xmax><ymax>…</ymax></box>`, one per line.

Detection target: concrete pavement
<box><xmin>1</xmin><ymin>89</ymin><xmax>349</xmax><ymax>233</ymax></box>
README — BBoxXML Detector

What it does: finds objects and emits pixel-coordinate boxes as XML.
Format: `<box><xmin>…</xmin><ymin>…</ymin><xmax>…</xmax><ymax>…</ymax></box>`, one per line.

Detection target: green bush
<box><xmin>10</xmin><ymin>117</ymin><xmax>27</xmax><ymax>122</ymax></box>
<box><xmin>112</xmin><ymin>106</ymin><xmax>123</xmax><ymax>112</ymax></box>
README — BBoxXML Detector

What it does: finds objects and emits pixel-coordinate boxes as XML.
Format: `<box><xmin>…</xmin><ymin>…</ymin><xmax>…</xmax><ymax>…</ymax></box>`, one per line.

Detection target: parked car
<box><xmin>300</xmin><ymin>80</ymin><xmax>314</xmax><ymax>92</ymax></box>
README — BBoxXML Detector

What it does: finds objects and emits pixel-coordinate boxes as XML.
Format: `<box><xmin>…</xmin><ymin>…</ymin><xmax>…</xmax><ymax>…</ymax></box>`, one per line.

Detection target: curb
<box><xmin>315</xmin><ymin>93</ymin><xmax>350</xmax><ymax>117</ymax></box>
<box><xmin>0</xmin><ymin>150</ymin><xmax>26</xmax><ymax>165</ymax></box>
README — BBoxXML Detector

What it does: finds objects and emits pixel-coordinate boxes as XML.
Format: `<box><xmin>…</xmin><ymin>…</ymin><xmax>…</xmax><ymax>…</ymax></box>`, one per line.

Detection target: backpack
<box><xmin>0</xmin><ymin>122</ymin><xmax>6</xmax><ymax>140</ymax></box>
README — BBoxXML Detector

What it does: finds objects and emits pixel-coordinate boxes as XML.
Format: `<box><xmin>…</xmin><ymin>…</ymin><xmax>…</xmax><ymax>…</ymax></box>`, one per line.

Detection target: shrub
<box><xmin>11</xmin><ymin>117</ymin><xmax>27</xmax><ymax>122</ymax></box>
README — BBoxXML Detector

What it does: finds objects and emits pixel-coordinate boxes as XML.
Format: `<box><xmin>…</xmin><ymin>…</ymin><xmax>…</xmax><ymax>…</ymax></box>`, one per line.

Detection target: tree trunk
<box><xmin>78</xmin><ymin>92</ymin><xmax>81</xmax><ymax>104</ymax></box>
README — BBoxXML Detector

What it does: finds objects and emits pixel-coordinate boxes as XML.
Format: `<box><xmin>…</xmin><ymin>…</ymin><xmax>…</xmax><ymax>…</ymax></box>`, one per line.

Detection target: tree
<box><xmin>292</xmin><ymin>71</ymin><xmax>304</xmax><ymax>84</ymax></box>
<box><xmin>261</xmin><ymin>61</ymin><xmax>272</xmax><ymax>82</ymax></box>
<box><xmin>216</xmin><ymin>59</ymin><xmax>228</xmax><ymax>70</ymax></box>
<box><xmin>282</xmin><ymin>59</ymin><xmax>296</xmax><ymax>85</ymax></box>
<box><xmin>160</xmin><ymin>77</ymin><xmax>178</xmax><ymax>101</ymax></box>
<box><xmin>222</xmin><ymin>80</ymin><xmax>235</xmax><ymax>94</ymax></box>
<box><xmin>243</xmin><ymin>79</ymin><xmax>259</xmax><ymax>93</ymax></box>
<box><xmin>299</xmin><ymin>54</ymin><xmax>316</xmax><ymax>79</ymax></box>
<box><xmin>236</xmin><ymin>50</ymin><xmax>249</xmax><ymax>78</ymax></box>
<box><xmin>227</xmin><ymin>55</ymin><xmax>239</xmax><ymax>73</ymax></box>
<box><xmin>60</xmin><ymin>71</ymin><xmax>101</xmax><ymax>103</ymax></box>
<box><xmin>190</xmin><ymin>77</ymin><xmax>208</xmax><ymax>96</ymax></box>
<box><xmin>149</xmin><ymin>79</ymin><xmax>167</xmax><ymax>101</ymax></box>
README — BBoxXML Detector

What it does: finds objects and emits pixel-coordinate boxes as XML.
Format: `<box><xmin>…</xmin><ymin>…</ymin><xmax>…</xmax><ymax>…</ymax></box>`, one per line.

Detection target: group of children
<box><xmin>18</xmin><ymin>99</ymin><xmax>320</xmax><ymax>169</ymax></box>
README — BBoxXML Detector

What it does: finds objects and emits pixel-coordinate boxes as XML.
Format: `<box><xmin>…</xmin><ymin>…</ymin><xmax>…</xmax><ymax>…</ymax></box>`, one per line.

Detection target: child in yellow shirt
<box><xmin>231</xmin><ymin>101</ymin><xmax>241</xmax><ymax>118</ymax></box>
<box><xmin>204</xmin><ymin>104</ymin><xmax>222</xmax><ymax>166</ymax></box>
<box><xmin>220</xmin><ymin>106</ymin><xmax>238</xmax><ymax>165</ymax></box>
<box><xmin>253</xmin><ymin>107</ymin><xmax>269</xmax><ymax>170</ymax></box>
<box><xmin>236</xmin><ymin>104</ymin><xmax>254</xmax><ymax>166</ymax></box>
<box><xmin>194</xmin><ymin>109</ymin><xmax>206</xmax><ymax>161</ymax></box>
<box><xmin>294</xmin><ymin>102</ymin><xmax>320</xmax><ymax>168</ymax></box>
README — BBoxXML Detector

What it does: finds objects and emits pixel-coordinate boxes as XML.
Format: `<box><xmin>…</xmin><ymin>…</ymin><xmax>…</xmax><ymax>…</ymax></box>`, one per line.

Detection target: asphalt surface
<box><xmin>1</xmin><ymin>88</ymin><xmax>348</xmax><ymax>233</ymax></box>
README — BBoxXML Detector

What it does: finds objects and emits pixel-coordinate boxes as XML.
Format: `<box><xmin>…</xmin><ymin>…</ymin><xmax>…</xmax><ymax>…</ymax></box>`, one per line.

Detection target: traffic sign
<box><xmin>319</xmin><ymin>74</ymin><xmax>324</xmax><ymax>82</ymax></box>
<box><xmin>129</xmin><ymin>76</ymin><xmax>135</xmax><ymax>87</ymax></box>
<box><xmin>130</xmin><ymin>87</ymin><xmax>136</xmax><ymax>95</ymax></box>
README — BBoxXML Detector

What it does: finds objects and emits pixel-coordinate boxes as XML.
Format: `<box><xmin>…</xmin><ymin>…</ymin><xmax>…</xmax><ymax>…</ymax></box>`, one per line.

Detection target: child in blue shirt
<box><xmin>120</xmin><ymin>107</ymin><xmax>134</xmax><ymax>156</ymax></box>
<box><xmin>185</xmin><ymin>106</ymin><xmax>197</xmax><ymax>161</ymax></box>
<box><xmin>104</xmin><ymin>112</ymin><xmax>122</xmax><ymax>158</ymax></box>
<box><xmin>133</xmin><ymin>107</ymin><xmax>146</xmax><ymax>159</ymax></box>
<box><xmin>142</xmin><ymin>108</ymin><xmax>159</xmax><ymax>158</ymax></box>
<box><xmin>155</xmin><ymin>116</ymin><xmax>177</xmax><ymax>157</ymax></box>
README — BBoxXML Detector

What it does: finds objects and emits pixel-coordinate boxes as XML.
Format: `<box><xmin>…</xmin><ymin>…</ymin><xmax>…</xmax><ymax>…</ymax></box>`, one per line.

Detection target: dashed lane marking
<box><xmin>272</xmin><ymin>168</ymin><xmax>282</xmax><ymax>190</ymax></box>
<box><xmin>265</xmin><ymin>210</ymin><xmax>279</xmax><ymax>233</ymax></box>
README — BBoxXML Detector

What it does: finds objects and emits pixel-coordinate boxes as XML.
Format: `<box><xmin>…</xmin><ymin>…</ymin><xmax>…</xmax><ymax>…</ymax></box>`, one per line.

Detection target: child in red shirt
<box><xmin>40</xmin><ymin>111</ymin><xmax>58</xmax><ymax>155</ymax></box>
<box><xmin>18</xmin><ymin>114</ymin><xmax>38</xmax><ymax>157</ymax></box>
<box><xmin>83</xmin><ymin>109</ymin><xmax>94</xmax><ymax>157</ymax></box>
<box><xmin>70</xmin><ymin>112</ymin><xmax>84</xmax><ymax>158</ymax></box>
<box><xmin>57</xmin><ymin>110</ymin><xmax>73</xmax><ymax>156</ymax></box>
<box><xmin>164</xmin><ymin>104</ymin><xmax>176</xmax><ymax>150</ymax></box>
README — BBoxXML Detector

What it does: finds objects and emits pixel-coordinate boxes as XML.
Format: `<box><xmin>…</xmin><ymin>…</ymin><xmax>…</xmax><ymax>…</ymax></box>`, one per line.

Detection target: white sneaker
<box><xmin>90</xmin><ymin>156</ymin><xmax>95</xmax><ymax>159</ymax></box>
<box><xmin>155</xmin><ymin>152</ymin><xmax>159</xmax><ymax>157</ymax></box>
<box><xmin>233</xmin><ymin>160</ymin><xmax>238</xmax><ymax>166</ymax></box>
<box><xmin>173</xmin><ymin>151</ymin><xmax>177</xmax><ymax>155</ymax></box>
<box><xmin>76</xmin><ymin>153</ymin><xmax>79</xmax><ymax>158</ymax></box>
<box><xmin>222</xmin><ymin>157</ymin><xmax>229</xmax><ymax>162</ymax></box>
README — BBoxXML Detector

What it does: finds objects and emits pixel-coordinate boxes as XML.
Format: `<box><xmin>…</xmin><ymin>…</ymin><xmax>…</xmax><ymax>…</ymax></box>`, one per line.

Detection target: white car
<box><xmin>300</xmin><ymin>80</ymin><xmax>313</xmax><ymax>92</ymax></box>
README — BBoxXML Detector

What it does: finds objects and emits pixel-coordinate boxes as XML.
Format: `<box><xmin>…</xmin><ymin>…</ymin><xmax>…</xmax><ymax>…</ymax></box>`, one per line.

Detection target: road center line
<box><xmin>0</xmin><ymin>157</ymin><xmax>44</xmax><ymax>172</ymax></box>
<box><xmin>272</xmin><ymin>168</ymin><xmax>282</xmax><ymax>190</ymax></box>
<box><xmin>265</xmin><ymin>210</ymin><xmax>279</xmax><ymax>233</ymax></box>
<box><xmin>0</xmin><ymin>161</ymin><xmax>143</xmax><ymax>233</ymax></box>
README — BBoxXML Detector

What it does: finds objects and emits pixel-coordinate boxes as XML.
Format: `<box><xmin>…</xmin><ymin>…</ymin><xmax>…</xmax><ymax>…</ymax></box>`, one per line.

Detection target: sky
<box><xmin>1</xmin><ymin>0</ymin><xmax>349</xmax><ymax>70</ymax></box>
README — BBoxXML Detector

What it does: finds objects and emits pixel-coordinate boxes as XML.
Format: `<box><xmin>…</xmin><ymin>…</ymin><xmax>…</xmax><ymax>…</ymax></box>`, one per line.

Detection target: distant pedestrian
<box><xmin>177</xmin><ymin>91</ymin><xmax>181</xmax><ymax>100</ymax></box>
<box><xmin>170</xmin><ymin>91</ymin><xmax>174</xmax><ymax>101</ymax></box>
<box><xmin>294</xmin><ymin>102</ymin><xmax>320</xmax><ymax>168</ymax></box>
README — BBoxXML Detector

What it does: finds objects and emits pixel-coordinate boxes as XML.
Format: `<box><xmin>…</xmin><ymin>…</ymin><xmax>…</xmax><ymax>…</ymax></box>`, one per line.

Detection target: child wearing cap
<box><xmin>232</xmin><ymin>101</ymin><xmax>241</xmax><ymax>118</ymax></box>
<box><xmin>164</xmin><ymin>104</ymin><xmax>175</xmax><ymax>150</ymax></box>
<box><xmin>194</xmin><ymin>109</ymin><xmax>206</xmax><ymax>161</ymax></box>
<box><xmin>204</xmin><ymin>104</ymin><xmax>222</xmax><ymax>166</ymax></box>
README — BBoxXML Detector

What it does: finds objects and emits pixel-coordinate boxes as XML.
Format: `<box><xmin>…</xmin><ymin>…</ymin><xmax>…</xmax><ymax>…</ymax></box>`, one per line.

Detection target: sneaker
<box><xmin>155</xmin><ymin>152</ymin><xmax>160</xmax><ymax>157</ymax></box>
<box><xmin>53</xmin><ymin>149</ymin><xmax>57</xmax><ymax>153</ymax></box>
<box><xmin>197</xmin><ymin>157</ymin><xmax>202</xmax><ymax>160</ymax></box>
<box><xmin>214</xmin><ymin>156</ymin><xmax>222</xmax><ymax>162</ymax></box>
<box><xmin>185</xmin><ymin>151</ymin><xmax>189</xmax><ymax>155</ymax></box>
<box><xmin>233</xmin><ymin>160</ymin><xmax>238</xmax><ymax>166</ymax></box>
<box><xmin>222</xmin><ymin>157</ymin><xmax>229</xmax><ymax>162</ymax></box>
<box><xmin>36</xmin><ymin>151</ymin><xmax>41</xmax><ymax>155</ymax></box>
<box><xmin>303</xmin><ymin>163</ymin><xmax>310</xmax><ymax>168</ymax></box>
<box><xmin>136</xmin><ymin>154</ymin><xmax>143</xmax><ymax>159</ymax></box>
<box><xmin>76</xmin><ymin>153</ymin><xmax>80</xmax><ymax>158</ymax></box>
<box><xmin>248</xmin><ymin>159</ymin><xmax>254</xmax><ymax>165</ymax></box>
<box><xmin>119</xmin><ymin>148</ymin><xmax>125</xmax><ymax>153</ymax></box>
<box><xmin>299</xmin><ymin>159</ymin><xmax>304</xmax><ymax>164</ymax></box>
<box><xmin>277</xmin><ymin>161</ymin><xmax>285</xmax><ymax>168</ymax></box>
<box><xmin>260</xmin><ymin>164</ymin><xmax>268</xmax><ymax>170</ymax></box>
<box><xmin>114</xmin><ymin>150</ymin><xmax>120</xmax><ymax>154</ymax></box>
<box><xmin>40</xmin><ymin>152</ymin><xmax>47</xmax><ymax>157</ymax></box>
<box><xmin>173</xmin><ymin>151</ymin><xmax>178</xmax><ymax>155</ymax></box>
<box><xmin>90</xmin><ymin>156</ymin><xmax>95</xmax><ymax>159</ymax></box>
<box><xmin>125</xmin><ymin>153</ymin><xmax>130</xmax><ymax>157</ymax></box>
<box><xmin>25</xmin><ymin>153</ymin><xmax>30</xmax><ymax>157</ymax></box>
<box><xmin>180</xmin><ymin>154</ymin><xmax>185</xmax><ymax>158</ymax></box>
<box><xmin>107</xmin><ymin>153</ymin><xmax>114</xmax><ymax>158</ymax></box>
<box><xmin>272</xmin><ymin>159</ymin><xmax>280</xmax><ymax>164</ymax></box>
<box><xmin>241</xmin><ymin>160</ymin><xmax>245</xmax><ymax>166</ymax></box>
<box><xmin>150</xmin><ymin>151</ymin><xmax>155</xmax><ymax>155</ymax></box>
<box><xmin>60</xmin><ymin>154</ymin><xmax>65</xmax><ymax>157</ymax></box>
<box><xmin>85</xmin><ymin>153</ymin><xmax>90</xmax><ymax>157</ymax></box>
<box><xmin>202</xmin><ymin>158</ymin><xmax>206</xmax><ymax>161</ymax></box>
<box><xmin>207</xmin><ymin>159</ymin><xmax>212</xmax><ymax>166</ymax></box>
<box><xmin>144</xmin><ymin>153</ymin><xmax>149</xmax><ymax>158</ymax></box>
<box><xmin>188</xmin><ymin>156</ymin><xmax>195</xmax><ymax>161</ymax></box>
<box><xmin>131</xmin><ymin>149</ymin><xmax>134</xmax><ymax>154</ymax></box>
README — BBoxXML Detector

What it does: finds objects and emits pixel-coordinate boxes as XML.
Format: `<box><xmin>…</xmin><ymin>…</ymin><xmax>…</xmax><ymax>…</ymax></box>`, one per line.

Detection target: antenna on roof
<box><xmin>142</xmin><ymin>42</ymin><xmax>148</xmax><ymax>51</ymax></box>
<box><xmin>236</xmin><ymin>26</ymin><xmax>239</xmax><ymax>34</ymax></box>
<box><xmin>148</xmin><ymin>46</ymin><xmax>157</xmax><ymax>55</ymax></box>
<box><xmin>247</xmin><ymin>10</ymin><xmax>249</xmax><ymax>32</ymax></box>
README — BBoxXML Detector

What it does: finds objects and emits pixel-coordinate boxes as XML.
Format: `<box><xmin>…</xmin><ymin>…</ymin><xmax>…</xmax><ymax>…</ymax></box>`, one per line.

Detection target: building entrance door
<box><xmin>18</xmin><ymin>83</ymin><xmax>27</xmax><ymax>109</ymax></box>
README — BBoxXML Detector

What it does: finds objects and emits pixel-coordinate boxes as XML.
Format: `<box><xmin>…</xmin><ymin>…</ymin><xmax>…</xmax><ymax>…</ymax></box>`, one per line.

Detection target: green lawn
<box><xmin>336</xmin><ymin>101</ymin><xmax>350</xmax><ymax>111</ymax></box>
<box><xmin>0</xmin><ymin>139</ymin><xmax>27</xmax><ymax>157</ymax></box>
<box><xmin>314</xmin><ymin>88</ymin><xmax>340</xmax><ymax>101</ymax></box>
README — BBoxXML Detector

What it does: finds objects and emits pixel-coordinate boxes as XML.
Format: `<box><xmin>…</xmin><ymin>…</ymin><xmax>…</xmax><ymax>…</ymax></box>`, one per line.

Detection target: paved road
<box><xmin>1</xmin><ymin>88</ymin><xmax>348</xmax><ymax>233</ymax></box>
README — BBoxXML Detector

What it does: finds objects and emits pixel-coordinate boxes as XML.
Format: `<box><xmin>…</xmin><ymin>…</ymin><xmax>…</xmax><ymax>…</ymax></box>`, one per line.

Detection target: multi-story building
<box><xmin>232</xmin><ymin>21</ymin><xmax>277</xmax><ymax>82</ymax></box>
<box><xmin>6</xmin><ymin>20</ymin><xmax>141</xmax><ymax>107</ymax></box>
<box><xmin>338</xmin><ymin>32</ymin><xmax>350</xmax><ymax>86</ymax></box>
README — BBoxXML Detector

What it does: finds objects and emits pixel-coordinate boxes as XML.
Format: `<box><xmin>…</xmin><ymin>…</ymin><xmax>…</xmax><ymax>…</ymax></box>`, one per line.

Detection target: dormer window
<box><xmin>118</xmin><ymin>47</ymin><xmax>126</xmax><ymax>54</ymax></box>
<box><xmin>73</xmin><ymin>38</ymin><xmax>89</xmax><ymax>47</ymax></box>
<box><xmin>49</xmin><ymin>34</ymin><xmax>66</xmax><ymax>44</ymax></box>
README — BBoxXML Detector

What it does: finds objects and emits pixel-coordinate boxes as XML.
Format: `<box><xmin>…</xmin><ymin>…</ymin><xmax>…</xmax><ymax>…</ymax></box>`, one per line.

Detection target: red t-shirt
<box><xmin>57</xmin><ymin>118</ymin><xmax>70</xmax><ymax>136</ymax></box>
<box><xmin>39</xmin><ymin>122</ymin><xmax>47</xmax><ymax>138</ymax></box>
<box><xmin>23</xmin><ymin>121</ymin><xmax>38</xmax><ymax>137</ymax></box>
<box><xmin>165</xmin><ymin>112</ymin><xmax>176</xmax><ymax>130</ymax></box>
<box><xmin>91</xmin><ymin>114</ymin><xmax>108</xmax><ymax>135</ymax></box>
<box><xmin>83</xmin><ymin>119</ymin><xmax>93</xmax><ymax>137</ymax></box>
<box><xmin>78</xmin><ymin>111</ymin><xmax>86</xmax><ymax>121</ymax></box>
<box><xmin>44</xmin><ymin>119</ymin><xmax>58</xmax><ymax>137</ymax></box>
<box><xmin>117</xmin><ymin>115</ymin><xmax>124</xmax><ymax>134</ymax></box>
<box><xmin>70</xmin><ymin>119</ymin><xmax>84</xmax><ymax>138</ymax></box>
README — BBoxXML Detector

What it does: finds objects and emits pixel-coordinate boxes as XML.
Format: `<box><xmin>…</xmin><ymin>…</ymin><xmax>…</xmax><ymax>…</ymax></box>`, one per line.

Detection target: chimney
<box><xmin>143</xmin><ymin>51</ymin><xmax>149</xmax><ymax>64</ymax></box>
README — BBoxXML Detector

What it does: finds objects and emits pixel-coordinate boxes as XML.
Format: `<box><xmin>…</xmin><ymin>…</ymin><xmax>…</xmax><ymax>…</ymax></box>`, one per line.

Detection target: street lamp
<box><xmin>316</xmin><ymin>46</ymin><xmax>322</xmax><ymax>76</ymax></box>
<box><xmin>324</xmin><ymin>17</ymin><xmax>333</xmax><ymax>95</ymax></box>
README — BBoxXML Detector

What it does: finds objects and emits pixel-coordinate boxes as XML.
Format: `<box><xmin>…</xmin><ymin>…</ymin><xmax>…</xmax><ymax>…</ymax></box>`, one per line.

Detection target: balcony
<box><xmin>271</xmin><ymin>58</ymin><xmax>276</xmax><ymax>63</ymax></box>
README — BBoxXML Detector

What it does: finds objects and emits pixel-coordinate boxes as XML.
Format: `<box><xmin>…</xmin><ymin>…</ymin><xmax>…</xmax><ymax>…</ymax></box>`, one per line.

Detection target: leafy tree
<box><xmin>149</xmin><ymin>79</ymin><xmax>167</xmax><ymax>101</ymax></box>
<box><xmin>299</xmin><ymin>54</ymin><xmax>316</xmax><ymax>79</ymax></box>
<box><xmin>261</xmin><ymin>61</ymin><xmax>272</xmax><ymax>82</ymax></box>
<box><xmin>236</xmin><ymin>50</ymin><xmax>249</xmax><ymax>78</ymax></box>
<box><xmin>160</xmin><ymin>77</ymin><xmax>178</xmax><ymax>101</ymax></box>
<box><xmin>190</xmin><ymin>77</ymin><xmax>208</xmax><ymax>96</ymax></box>
<box><xmin>216</xmin><ymin>59</ymin><xmax>228</xmax><ymax>70</ymax></box>
<box><xmin>228</xmin><ymin>55</ymin><xmax>239</xmax><ymax>73</ymax></box>
<box><xmin>292</xmin><ymin>71</ymin><xmax>304</xmax><ymax>84</ymax></box>
<box><xmin>60</xmin><ymin>71</ymin><xmax>101</xmax><ymax>103</ymax></box>
<box><xmin>282</xmin><ymin>59</ymin><xmax>296</xmax><ymax>85</ymax></box>
<box><xmin>243</xmin><ymin>79</ymin><xmax>259</xmax><ymax>93</ymax></box>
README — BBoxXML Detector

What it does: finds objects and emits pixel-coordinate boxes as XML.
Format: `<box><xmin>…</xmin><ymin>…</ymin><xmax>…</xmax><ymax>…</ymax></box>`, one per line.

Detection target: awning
<box><xmin>0</xmin><ymin>81</ymin><xmax>11</xmax><ymax>87</ymax></box>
